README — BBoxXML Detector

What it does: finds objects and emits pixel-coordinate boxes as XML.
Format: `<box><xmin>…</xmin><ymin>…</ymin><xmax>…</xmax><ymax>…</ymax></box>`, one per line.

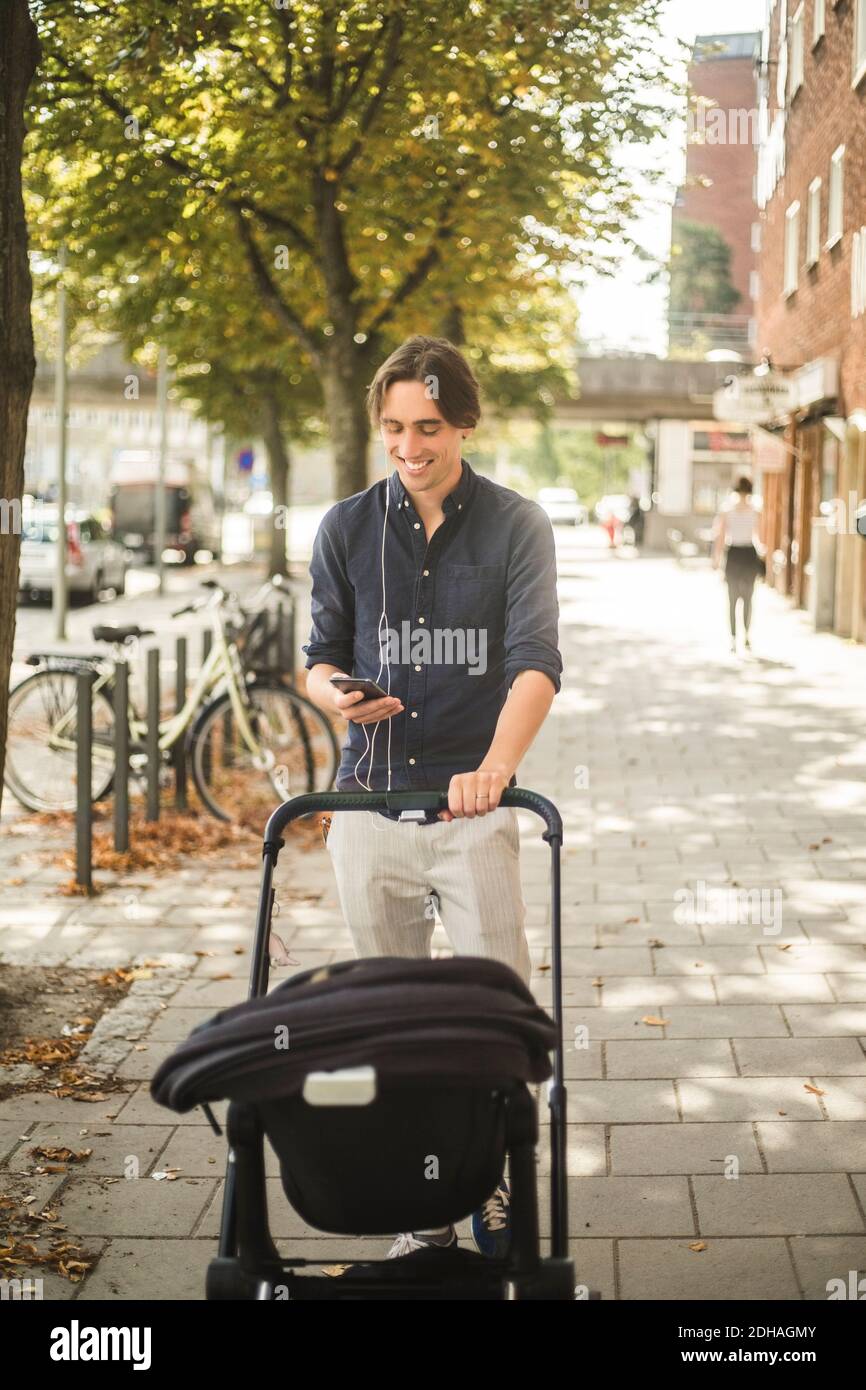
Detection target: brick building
<box><xmin>669</xmin><ymin>32</ymin><xmax>760</xmax><ymax>356</ymax></box>
<box><xmin>755</xmin><ymin>0</ymin><xmax>866</xmax><ymax>639</ymax></box>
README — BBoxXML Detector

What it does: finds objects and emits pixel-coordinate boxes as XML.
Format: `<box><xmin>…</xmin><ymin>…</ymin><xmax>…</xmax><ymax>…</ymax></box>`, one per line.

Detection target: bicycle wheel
<box><xmin>188</xmin><ymin>679</ymin><xmax>339</xmax><ymax>825</ymax></box>
<box><xmin>4</xmin><ymin>669</ymin><xmax>116</xmax><ymax>813</ymax></box>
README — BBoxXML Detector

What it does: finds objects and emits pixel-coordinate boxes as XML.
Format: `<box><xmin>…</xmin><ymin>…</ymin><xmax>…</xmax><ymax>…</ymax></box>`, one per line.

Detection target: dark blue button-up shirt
<box><xmin>303</xmin><ymin>458</ymin><xmax>562</xmax><ymax>792</ymax></box>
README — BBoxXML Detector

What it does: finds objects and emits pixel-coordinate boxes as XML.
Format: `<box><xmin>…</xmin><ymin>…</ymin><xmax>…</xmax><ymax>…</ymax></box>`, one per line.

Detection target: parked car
<box><xmin>18</xmin><ymin>505</ymin><xmax>128</xmax><ymax>603</ymax></box>
<box><xmin>538</xmin><ymin>486</ymin><xmax>588</xmax><ymax>526</ymax></box>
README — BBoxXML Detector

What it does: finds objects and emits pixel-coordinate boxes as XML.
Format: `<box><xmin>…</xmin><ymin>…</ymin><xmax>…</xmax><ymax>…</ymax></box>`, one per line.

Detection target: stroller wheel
<box><xmin>206</xmin><ymin>1257</ymin><xmax>254</xmax><ymax>1301</ymax></box>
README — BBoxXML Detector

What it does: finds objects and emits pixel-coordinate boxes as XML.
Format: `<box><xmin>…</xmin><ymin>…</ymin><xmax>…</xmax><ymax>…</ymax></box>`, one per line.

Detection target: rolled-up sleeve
<box><xmin>302</xmin><ymin>505</ymin><xmax>355</xmax><ymax>672</ymax></box>
<box><xmin>503</xmin><ymin>503</ymin><xmax>562</xmax><ymax>694</ymax></box>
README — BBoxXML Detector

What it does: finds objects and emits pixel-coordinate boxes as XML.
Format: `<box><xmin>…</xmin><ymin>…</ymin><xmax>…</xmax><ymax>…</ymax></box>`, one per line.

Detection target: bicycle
<box><xmin>3</xmin><ymin>576</ymin><xmax>339</xmax><ymax>824</ymax></box>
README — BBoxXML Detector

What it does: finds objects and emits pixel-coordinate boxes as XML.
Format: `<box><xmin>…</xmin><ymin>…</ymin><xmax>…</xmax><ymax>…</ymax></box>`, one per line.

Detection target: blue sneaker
<box><xmin>471</xmin><ymin>1180</ymin><xmax>511</xmax><ymax>1258</ymax></box>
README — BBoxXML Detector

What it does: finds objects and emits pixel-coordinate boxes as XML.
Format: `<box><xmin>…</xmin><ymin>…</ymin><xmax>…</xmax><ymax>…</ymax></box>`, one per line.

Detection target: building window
<box><xmin>827</xmin><ymin>145</ymin><xmax>845</xmax><ymax>247</ymax></box>
<box><xmin>749</xmin><ymin>269</ymin><xmax>760</xmax><ymax>301</ymax></box>
<box><xmin>776</xmin><ymin>0</ymin><xmax>789</xmax><ymax>108</ymax></box>
<box><xmin>784</xmin><ymin>201</ymin><xmax>800</xmax><ymax>296</ymax></box>
<box><xmin>790</xmin><ymin>4</ymin><xmax>805</xmax><ymax>95</ymax></box>
<box><xmin>813</xmin><ymin>0</ymin><xmax>826</xmax><ymax>45</ymax></box>
<box><xmin>856</xmin><ymin>0</ymin><xmax>866</xmax><ymax>86</ymax></box>
<box><xmin>751</xmin><ymin>221</ymin><xmax>762</xmax><ymax>253</ymax></box>
<box><xmin>806</xmin><ymin>178</ymin><xmax>821</xmax><ymax>266</ymax></box>
<box><xmin>853</xmin><ymin>228</ymin><xmax>866</xmax><ymax>318</ymax></box>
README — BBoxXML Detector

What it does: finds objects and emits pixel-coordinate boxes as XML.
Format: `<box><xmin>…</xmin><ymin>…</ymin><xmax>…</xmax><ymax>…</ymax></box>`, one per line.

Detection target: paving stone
<box><xmin>788</xmin><ymin>1236</ymin><xmax>866</xmax><ymax>1299</ymax></box>
<box><xmin>618</xmin><ymin>1238</ymin><xmax>798</xmax><ymax>1300</ymax></box>
<box><xmin>653</xmin><ymin>947</ymin><xmax>766</xmax><ymax>975</ymax></box>
<box><xmin>693</xmin><ymin>1174</ymin><xmax>864</xmax><ymax>1236</ymax></box>
<box><xmin>827</xmin><ymin>976</ymin><xmax>866</xmax><ymax>1000</ymax></box>
<box><xmin>757</xmin><ymin>1122</ymin><xmax>866</xmax><ymax>1173</ymax></box>
<box><xmin>597</xmin><ymin>977</ymin><xmax>716</xmax><ymax>1006</ymax></box>
<box><xmin>783</xmin><ymin>1005</ymin><xmax>866</xmax><ymax>1036</ymax></box>
<box><xmin>541</xmin><ymin>1176</ymin><xmax>694</xmax><ymax>1237</ymax></box>
<box><xmin>715</xmin><ymin>974</ymin><xmax>834</xmax><ymax>1003</ymax></box>
<box><xmin>610</xmin><ymin>1122</ymin><xmax>762</xmax><ymax>1175</ymax></box>
<box><xmin>77</xmin><ymin>1239</ymin><xmax>211</xmax><ymax>1300</ymax></box>
<box><xmin>562</xmin><ymin>1042</ymin><xmax>603</xmax><ymax>1080</ymax></box>
<box><xmin>606</xmin><ymin>1040</ymin><xmax>736</xmax><ymax>1079</ymax></box>
<box><xmin>762</xmin><ymin>945</ymin><xmax>866</xmax><ymax>974</ymax></box>
<box><xmin>559</xmin><ymin>948</ymin><xmax>653</xmax><ymax>977</ymax></box>
<box><xmin>58</xmin><ymin>1176</ymin><xmax>217</xmax><ymax>1236</ymax></box>
<box><xmin>6</xmin><ymin>1123</ymin><xmax>173</xmax><ymax>1178</ymax></box>
<box><xmin>733</xmin><ymin>1039</ymin><xmax>866</xmax><ymax>1076</ymax></box>
<box><xmin>566</xmin><ymin>1080</ymin><xmax>679</xmax><ymax>1124</ymax></box>
<box><xmin>663</xmin><ymin>1006</ymin><xmax>789</xmax><ymax>1038</ymax></box>
<box><xmin>110</xmin><ymin>1084</ymin><xmax>225</xmax><ymax>1127</ymax></box>
<box><xmin>813</xmin><ymin>1078</ymin><xmax>866</xmax><ymax>1120</ymax></box>
<box><xmin>678</xmin><ymin>1079</ymin><xmax>824</xmax><ymax>1122</ymax></box>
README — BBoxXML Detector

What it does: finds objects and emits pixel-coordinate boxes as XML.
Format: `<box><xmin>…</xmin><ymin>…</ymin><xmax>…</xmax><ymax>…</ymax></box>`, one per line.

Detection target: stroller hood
<box><xmin>150</xmin><ymin>955</ymin><xmax>558</xmax><ymax>1113</ymax></box>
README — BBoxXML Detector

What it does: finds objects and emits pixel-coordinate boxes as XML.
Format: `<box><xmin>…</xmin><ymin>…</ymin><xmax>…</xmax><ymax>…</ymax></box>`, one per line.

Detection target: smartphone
<box><xmin>328</xmin><ymin>675</ymin><xmax>391</xmax><ymax>700</ymax></box>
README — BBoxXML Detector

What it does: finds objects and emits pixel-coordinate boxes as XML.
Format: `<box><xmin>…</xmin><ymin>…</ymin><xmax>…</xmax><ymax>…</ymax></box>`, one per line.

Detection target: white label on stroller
<box><xmin>303</xmin><ymin>1065</ymin><xmax>377</xmax><ymax>1106</ymax></box>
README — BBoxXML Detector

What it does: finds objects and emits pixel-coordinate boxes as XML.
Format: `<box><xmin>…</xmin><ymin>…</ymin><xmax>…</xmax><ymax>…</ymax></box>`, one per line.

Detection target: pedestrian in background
<box><xmin>712</xmin><ymin>476</ymin><xmax>765</xmax><ymax>654</ymax></box>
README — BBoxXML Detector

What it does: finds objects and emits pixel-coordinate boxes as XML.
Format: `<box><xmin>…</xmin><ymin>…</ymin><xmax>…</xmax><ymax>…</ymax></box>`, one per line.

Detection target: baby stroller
<box><xmin>152</xmin><ymin>788</ymin><xmax>586</xmax><ymax>1301</ymax></box>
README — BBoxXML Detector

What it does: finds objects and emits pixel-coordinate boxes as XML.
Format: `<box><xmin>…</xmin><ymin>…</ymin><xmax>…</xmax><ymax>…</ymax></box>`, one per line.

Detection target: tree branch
<box><xmin>234</xmin><ymin>208</ymin><xmax>322</xmax><ymax>365</ymax></box>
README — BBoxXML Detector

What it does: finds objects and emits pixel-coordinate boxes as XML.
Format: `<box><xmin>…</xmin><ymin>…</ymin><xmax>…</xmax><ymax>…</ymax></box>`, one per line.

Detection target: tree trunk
<box><xmin>440</xmin><ymin>304</ymin><xmax>465</xmax><ymax>345</ymax></box>
<box><xmin>261</xmin><ymin>390</ymin><xmax>290</xmax><ymax>579</ymax></box>
<box><xmin>322</xmin><ymin>335</ymin><xmax>371</xmax><ymax>498</ymax></box>
<box><xmin>0</xmin><ymin>1</ymin><xmax>40</xmax><ymax>802</ymax></box>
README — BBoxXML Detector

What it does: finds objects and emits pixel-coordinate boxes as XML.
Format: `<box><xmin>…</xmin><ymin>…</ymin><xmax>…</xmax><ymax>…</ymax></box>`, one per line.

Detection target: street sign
<box><xmin>712</xmin><ymin>371</ymin><xmax>795</xmax><ymax>424</ymax></box>
<box><xmin>237</xmin><ymin>447</ymin><xmax>255</xmax><ymax>472</ymax></box>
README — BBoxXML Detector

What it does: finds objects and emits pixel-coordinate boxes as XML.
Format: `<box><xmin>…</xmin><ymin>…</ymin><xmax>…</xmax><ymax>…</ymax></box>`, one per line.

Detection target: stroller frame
<box><xmin>207</xmin><ymin>787</ymin><xmax>577</xmax><ymax>1301</ymax></box>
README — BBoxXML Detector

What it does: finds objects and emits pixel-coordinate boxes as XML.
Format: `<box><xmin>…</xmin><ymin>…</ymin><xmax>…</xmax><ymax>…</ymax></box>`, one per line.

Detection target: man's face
<box><xmin>379</xmin><ymin>379</ymin><xmax>469</xmax><ymax>497</ymax></box>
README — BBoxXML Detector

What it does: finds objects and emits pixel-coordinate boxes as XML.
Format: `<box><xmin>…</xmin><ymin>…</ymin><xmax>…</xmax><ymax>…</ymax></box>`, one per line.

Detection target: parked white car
<box><xmin>18</xmin><ymin>505</ymin><xmax>129</xmax><ymax>603</ymax></box>
<box><xmin>538</xmin><ymin>487</ymin><xmax>588</xmax><ymax>526</ymax></box>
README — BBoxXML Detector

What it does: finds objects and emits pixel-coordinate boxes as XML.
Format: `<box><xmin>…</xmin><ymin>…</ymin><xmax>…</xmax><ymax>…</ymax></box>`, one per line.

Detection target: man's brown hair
<box><xmin>366</xmin><ymin>335</ymin><xmax>481</xmax><ymax>430</ymax></box>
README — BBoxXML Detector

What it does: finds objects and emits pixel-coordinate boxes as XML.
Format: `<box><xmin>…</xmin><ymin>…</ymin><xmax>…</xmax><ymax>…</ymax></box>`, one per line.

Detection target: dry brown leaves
<box><xmin>0</xmin><ymin>1193</ymin><xmax>96</xmax><ymax>1283</ymax></box>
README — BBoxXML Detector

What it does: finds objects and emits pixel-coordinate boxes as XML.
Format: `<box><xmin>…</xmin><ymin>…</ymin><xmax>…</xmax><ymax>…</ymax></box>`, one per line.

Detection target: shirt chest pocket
<box><xmin>442</xmin><ymin>563</ymin><xmax>506</xmax><ymax>632</ymax></box>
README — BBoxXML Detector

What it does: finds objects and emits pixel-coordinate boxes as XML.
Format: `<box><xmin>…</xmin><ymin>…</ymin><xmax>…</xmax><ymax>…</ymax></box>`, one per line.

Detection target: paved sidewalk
<box><xmin>2</xmin><ymin>540</ymin><xmax>865</xmax><ymax>1300</ymax></box>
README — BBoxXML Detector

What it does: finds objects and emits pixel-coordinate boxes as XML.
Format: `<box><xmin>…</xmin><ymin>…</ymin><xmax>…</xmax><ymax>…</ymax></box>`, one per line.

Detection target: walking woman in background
<box><xmin>713</xmin><ymin>476</ymin><xmax>765</xmax><ymax>654</ymax></box>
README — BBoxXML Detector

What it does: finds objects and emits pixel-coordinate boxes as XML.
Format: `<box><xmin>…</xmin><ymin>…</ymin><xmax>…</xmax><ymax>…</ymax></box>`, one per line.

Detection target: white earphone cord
<box><xmin>352</xmin><ymin>456</ymin><xmax>393</xmax><ymax>830</ymax></box>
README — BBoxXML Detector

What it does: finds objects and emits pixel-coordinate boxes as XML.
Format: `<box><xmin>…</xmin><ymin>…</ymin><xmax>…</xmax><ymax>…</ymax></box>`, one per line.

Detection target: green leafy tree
<box><xmin>668</xmin><ymin>218</ymin><xmax>741</xmax><ymax>317</ymax></box>
<box><xmin>29</xmin><ymin>0</ymin><xmax>669</xmax><ymax>497</ymax></box>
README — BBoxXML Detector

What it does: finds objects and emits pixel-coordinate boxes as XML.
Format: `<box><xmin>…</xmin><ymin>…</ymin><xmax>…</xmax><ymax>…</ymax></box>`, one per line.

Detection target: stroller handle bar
<box><xmin>263</xmin><ymin>787</ymin><xmax>563</xmax><ymax>847</ymax></box>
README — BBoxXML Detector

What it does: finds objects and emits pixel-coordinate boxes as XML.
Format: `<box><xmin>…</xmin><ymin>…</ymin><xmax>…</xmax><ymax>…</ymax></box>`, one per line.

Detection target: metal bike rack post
<box><xmin>114</xmin><ymin>657</ymin><xmax>130</xmax><ymax>854</ymax></box>
<box><xmin>75</xmin><ymin>671</ymin><xmax>94</xmax><ymax>892</ymax></box>
<box><xmin>174</xmin><ymin>635</ymin><xmax>187</xmax><ymax>810</ymax></box>
<box><xmin>146</xmin><ymin>647</ymin><xmax>160</xmax><ymax>822</ymax></box>
<box><xmin>276</xmin><ymin>600</ymin><xmax>295</xmax><ymax>678</ymax></box>
<box><xmin>201</xmin><ymin>629</ymin><xmax>213</xmax><ymax>784</ymax></box>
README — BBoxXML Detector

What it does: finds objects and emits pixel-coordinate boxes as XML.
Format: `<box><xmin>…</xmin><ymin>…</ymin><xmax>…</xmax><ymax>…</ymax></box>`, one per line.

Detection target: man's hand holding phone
<box><xmin>328</xmin><ymin>673</ymin><xmax>404</xmax><ymax>726</ymax></box>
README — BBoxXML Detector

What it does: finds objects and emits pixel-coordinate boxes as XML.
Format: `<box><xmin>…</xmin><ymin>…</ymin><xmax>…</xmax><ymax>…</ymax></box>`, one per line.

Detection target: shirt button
<box><xmin>422</xmin><ymin>569</ymin><xmax>429</xmax><ymax>576</ymax></box>
<box><xmin>409</xmin><ymin>757</ymin><xmax>416</xmax><ymax>766</ymax></box>
<box><xmin>413</xmin><ymin>522</ymin><xmax>420</xmax><ymax>529</ymax></box>
<box><xmin>458</xmin><ymin>503</ymin><xmax>462</xmax><ymax>510</ymax></box>
<box><xmin>418</xmin><ymin>616</ymin><xmax>425</xmax><ymax>624</ymax></box>
<box><xmin>411</xmin><ymin>711</ymin><xmax>418</xmax><ymax>718</ymax></box>
<box><xmin>403</xmin><ymin>500</ymin><xmax>409</xmax><ymax>507</ymax></box>
<box><xmin>414</xmin><ymin>664</ymin><xmax>421</xmax><ymax>672</ymax></box>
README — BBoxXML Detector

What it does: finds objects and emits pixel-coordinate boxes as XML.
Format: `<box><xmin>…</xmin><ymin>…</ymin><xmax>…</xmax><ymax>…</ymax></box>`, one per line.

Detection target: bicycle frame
<box><xmin>42</xmin><ymin>602</ymin><xmax>267</xmax><ymax>769</ymax></box>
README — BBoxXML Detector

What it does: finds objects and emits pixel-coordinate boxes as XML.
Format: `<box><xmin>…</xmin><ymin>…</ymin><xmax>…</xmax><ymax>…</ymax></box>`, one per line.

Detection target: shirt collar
<box><xmin>388</xmin><ymin>457</ymin><xmax>474</xmax><ymax>515</ymax></box>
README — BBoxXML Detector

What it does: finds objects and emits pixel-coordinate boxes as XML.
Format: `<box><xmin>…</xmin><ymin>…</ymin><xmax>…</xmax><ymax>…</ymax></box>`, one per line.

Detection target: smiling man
<box><xmin>303</xmin><ymin>334</ymin><xmax>562</xmax><ymax>1260</ymax></box>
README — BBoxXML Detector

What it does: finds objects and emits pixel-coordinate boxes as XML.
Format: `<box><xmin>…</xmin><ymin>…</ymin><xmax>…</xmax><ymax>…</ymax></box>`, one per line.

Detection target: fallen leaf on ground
<box><xmin>804</xmin><ymin>1084</ymin><xmax>825</xmax><ymax>1096</ymax></box>
<box><xmin>688</xmin><ymin>1242</ymin><xmax>707</xmax><ymax>1253</ymax></box>
<box><xmin>641</xmin><ymin>1016</ymin><xmax>669</xmax><ymax>1027</ymax></box>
